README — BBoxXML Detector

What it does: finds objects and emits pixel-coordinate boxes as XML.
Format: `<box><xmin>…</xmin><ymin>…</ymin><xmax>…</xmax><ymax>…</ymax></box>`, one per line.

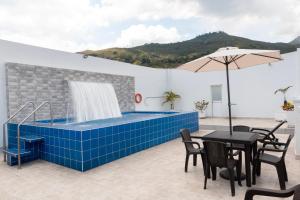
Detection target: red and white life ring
<box><xmin>135</xmin><ymin>93</ymin><xmax>143</xmax><ymax>104</ymax></box>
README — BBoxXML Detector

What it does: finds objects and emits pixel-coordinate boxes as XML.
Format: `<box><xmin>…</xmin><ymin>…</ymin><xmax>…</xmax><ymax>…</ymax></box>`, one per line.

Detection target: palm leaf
<box><xmin>162</xmin><ymin>91</ymin><xmax>180</xmax><ymax>105</ymax></box>
<box><xmin>274</xmin><ymin>86</ymin><xmax>292</xmax><ymax>94</ymax></box>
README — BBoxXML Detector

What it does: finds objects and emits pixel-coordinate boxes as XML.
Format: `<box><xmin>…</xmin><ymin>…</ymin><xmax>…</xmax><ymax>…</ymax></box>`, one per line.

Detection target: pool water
<box><xmin>38</xmin><ymin>111</ymin><xmax>178</xmax><ymax>130</ymax></box>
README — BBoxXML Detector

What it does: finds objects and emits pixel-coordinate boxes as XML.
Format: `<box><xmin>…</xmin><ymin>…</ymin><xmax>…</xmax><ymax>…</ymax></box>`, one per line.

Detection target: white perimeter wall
<box><xmin>0</xmin><ymin>39</ymin><xmax>299</xmax><ymax>147</ymax></box>
<box><xmin>170</xmin><ymin>51</ymin><xmax>299</xmax><ymax>118</ymax></box>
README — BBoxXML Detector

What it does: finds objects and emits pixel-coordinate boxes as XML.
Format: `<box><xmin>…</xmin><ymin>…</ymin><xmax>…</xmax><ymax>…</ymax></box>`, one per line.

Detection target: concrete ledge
<box><xmin>200</xmin><ymin>125</ymin><xmax>294</xmax><ymax>135</ymax></box>
<box><xmin>295</xmin><ymin>154</ymin><xmax>300</xmax><ymax>160</ymax></box>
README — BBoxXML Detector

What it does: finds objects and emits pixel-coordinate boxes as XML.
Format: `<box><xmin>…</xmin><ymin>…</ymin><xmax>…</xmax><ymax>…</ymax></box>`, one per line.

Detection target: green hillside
<box><xmin>80</xmin><ymin>32</ymin><xmax>299</xmax><ymax>68</ymax></box>
<box><xmin>290</xmin><ymin>36</ymin><xmax>300</xmax><ymax>45</ymax></box>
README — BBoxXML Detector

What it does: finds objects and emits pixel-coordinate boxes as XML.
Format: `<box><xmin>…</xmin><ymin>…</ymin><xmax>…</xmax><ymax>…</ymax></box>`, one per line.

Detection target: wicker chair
<box><xmin>203</xmin><ymin>141</ymin><xmax>242</xmax><ymax>196</ymax></box>
<box><xmin>251</xmin><ymin>120</ymin><xmax>287</xmax><ymax>145</ymax></box>
<box><xmin>252</xmin><ymin>134</ymin><xmax>294</xmax><ymax>190</ymax></box>
<box><xmin>244</xmin><ymin>184</ymin><xmax>300</xmax><ymax>200</ymax></box>
<box><xmin>232</xmin><ymin>125</ymin><xmax>251</xmax><ymax>161</ymax></box>
<box><xmin>180</xmin><ymin>129</ymin><xmax>206</xmax><ymax>174</ymax></box>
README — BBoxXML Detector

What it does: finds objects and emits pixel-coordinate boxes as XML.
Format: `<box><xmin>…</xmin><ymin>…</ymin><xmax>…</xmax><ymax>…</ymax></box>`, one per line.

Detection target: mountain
<box><xmin>80</xmin><ymin>32</ymin><xmax>300</xmax><ymax>68</ymax></box>
<box><xmin>290</xmin><ymin>36</ymin><xmax>300</xmax><ymax>45</ymax></box>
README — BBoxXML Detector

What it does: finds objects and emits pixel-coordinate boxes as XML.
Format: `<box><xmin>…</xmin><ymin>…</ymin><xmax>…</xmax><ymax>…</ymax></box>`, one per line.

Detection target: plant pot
<box><xmin>274</xmin><ymin>111</ymin><xmax>287</xmax><ymax>121</ymax></box>
<box><xmin>274</xmin><ymin>110</ymin><xmax>296</xmax><ymax>128</ymax></box>
<box><xmin>198</xmin><ymin>111</ymin><xmax>207</xmax><ymax>119</ymax></box>
<box><xmin>286</xmin><ymin>110</ymin><xmax>296</xmax><ymax>128</ymax></box>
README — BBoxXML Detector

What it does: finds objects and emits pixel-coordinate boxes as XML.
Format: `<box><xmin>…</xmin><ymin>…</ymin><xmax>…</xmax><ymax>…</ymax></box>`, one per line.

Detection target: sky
<box><xmin>0</xmin><ymin>0</ymin><xmax>299</xmax><ymax>52</ymax></box>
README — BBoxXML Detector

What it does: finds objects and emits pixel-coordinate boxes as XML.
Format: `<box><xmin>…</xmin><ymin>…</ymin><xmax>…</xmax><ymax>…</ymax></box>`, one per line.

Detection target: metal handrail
<box><xmin>17</xmin><ymin>101</ymin><xmax>53</xmax><ymax>169</ymax></box>
<box><xmin>2</xmin><ymin>101</ymin><xmax>35</xmax><ymax>162</ymax></box>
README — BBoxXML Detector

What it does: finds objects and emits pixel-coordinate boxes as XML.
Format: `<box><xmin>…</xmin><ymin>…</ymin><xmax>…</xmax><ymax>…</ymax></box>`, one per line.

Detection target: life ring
<box><xmin>135</xmin><ymin>93</ymin><xmax>142</xmax><ymax>104</ymax></box>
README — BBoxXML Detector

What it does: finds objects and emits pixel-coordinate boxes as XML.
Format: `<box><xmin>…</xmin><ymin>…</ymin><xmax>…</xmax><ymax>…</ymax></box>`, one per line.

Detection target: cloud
<box><xmin>197</xmin><ymin>0</ymin><xmax>300</xmax><ymax>42</ymax></box>
<box><xmin>0</xmin><ymin>0</ymin><xmax>106</xmax><ymax>51</ymax></box>
<box><xmin>0</xmin><ymin>0</ymin><xmax>299</xmax><ymax>51</ymax></box>
<box><xmin>97</xmin><ymin>0</ymin><xmax>201</xmax><ymax>21</ymax></box>
<box><xmin>0</xmin><ymin>0</ymin><xmax>199</xmax><ymax>51</ymax></box>
<box><xmin>111</xmin><ymin>24</ymin><xmax>181</xmax><ymax>48</ymax></box>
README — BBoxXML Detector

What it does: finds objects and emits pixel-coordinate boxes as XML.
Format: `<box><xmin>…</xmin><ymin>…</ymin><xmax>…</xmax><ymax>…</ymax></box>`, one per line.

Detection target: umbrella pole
<box><xmin>225</xmin><ymin>62</ymin><xmax>233</xmax><ymax>135</ymax></box>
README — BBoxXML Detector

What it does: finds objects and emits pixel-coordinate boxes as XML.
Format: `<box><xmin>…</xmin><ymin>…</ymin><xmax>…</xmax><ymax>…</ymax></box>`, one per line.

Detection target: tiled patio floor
<box><xmin>0</xmin><ymin>130</ymin><xmax>298</xmax><ymax>200</ymax></box>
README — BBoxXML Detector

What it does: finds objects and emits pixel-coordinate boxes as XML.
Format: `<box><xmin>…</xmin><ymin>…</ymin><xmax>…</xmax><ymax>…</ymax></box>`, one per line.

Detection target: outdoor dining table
<box><xmin>200</xmin><ymin>130</ymin><xmax>259</xmax><ymax>187</ymax></box>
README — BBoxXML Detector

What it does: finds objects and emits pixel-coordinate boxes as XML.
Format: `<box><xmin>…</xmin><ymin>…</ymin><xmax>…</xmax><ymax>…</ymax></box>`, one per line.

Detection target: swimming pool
<box><xmin>7</xmin><ymin>111</ymin><xmax>199</xmax><ymax>171</ymax></box>
<box><xmin>38</xmin><ymin>111</ymin><xmax>178</xmax><ymax>127</ymax></box>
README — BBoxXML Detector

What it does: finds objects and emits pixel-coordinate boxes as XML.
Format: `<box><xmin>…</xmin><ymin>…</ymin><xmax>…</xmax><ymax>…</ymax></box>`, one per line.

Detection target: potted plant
<box><xmin>274</xmin><ymin>86</ymin><xmax>293</xmax><ymax>107</ymax></box>
<box><xmin>195</xmin><ymin>100</ymin><xmax>209</xmax><ymax>119</ymax></box>
<box><xmin>274</xmin><ymin>86</ymin><xmax>295</xmax><ymax>127</ymax></box>
<box><xmin>162</xmin><ymin>91</ymin><xmax>181</xmax><ymax>110</ymax></box>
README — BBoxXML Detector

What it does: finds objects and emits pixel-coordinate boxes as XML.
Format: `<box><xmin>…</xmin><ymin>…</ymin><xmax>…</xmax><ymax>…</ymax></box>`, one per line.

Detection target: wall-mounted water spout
<box><xmin>68</xmin><ymin>81</ymin><xmax>122</xmax><ymax>122</ymax></box>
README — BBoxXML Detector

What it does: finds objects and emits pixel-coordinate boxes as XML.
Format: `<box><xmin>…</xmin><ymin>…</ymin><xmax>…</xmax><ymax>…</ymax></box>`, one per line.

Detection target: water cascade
<box><xmin>68</xmin><ymin>81</ymin><xmax>122</xmax><ymax>122</ymax></box>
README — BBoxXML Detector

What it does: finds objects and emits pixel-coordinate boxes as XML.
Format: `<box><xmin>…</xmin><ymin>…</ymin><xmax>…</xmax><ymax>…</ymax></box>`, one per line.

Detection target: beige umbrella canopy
<box><xmin>178</xmin><ymin>47</ymin><xmax>281</xmax><ymax>72</ymax></box>
<box><xmin>178</xmin><ymin>47</ymin><xmax>282</xmax><ymax>135</ymax></box>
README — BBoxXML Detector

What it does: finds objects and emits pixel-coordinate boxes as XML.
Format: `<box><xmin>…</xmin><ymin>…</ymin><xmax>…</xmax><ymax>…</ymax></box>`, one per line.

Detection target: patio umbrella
<box><xmin>178</xmin><ymin>47</ymin><xmax>282</xmax><ymax>135</ymax></box>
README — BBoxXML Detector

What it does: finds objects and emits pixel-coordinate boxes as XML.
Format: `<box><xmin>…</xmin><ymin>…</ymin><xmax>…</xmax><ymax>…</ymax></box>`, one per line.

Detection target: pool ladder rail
<box><xmin>2</xmin><ymin>101</ymin><xmax>36</xmax><ymax>163</ymax></box>
<box><xmin>2</xmin><ymin>101</ymin><xmax>53</xmax><ymax>169</ymax></box>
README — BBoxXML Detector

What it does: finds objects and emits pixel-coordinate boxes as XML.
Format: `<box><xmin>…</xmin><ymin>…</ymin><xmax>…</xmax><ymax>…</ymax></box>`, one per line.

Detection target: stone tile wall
<box><xmin>5</xmin><ymin>63</ymin><xmax>135</xmax><ymax>122</ymax></box>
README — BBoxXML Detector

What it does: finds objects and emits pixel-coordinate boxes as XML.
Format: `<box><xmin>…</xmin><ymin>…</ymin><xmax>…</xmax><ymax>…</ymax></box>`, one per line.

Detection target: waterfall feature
<box><xmin>69</xmin><ymin>81</ymin><xmax>122</xmax><ymax>122</ymax></box>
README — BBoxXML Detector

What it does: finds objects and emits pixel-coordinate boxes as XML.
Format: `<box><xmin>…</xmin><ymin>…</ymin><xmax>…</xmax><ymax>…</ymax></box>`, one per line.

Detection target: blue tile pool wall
<box><xmin>7</xmin><ymin>124</ymin><xmax>83</xmax><ymax>171</ymax></box>
<box><xmin>7</xmin><ymin>111</ymin><xmax>198</xmax><ymax>171</ymax></box>
<box><xmin>7</xmin><ymin>124</ymin><xmax>40</xmax><ymax>165</ymax></box>
<box><xmin>38</xmin><ymin>127</ymin><xmax>83</xmax><ymax>171</ymax></box>
<box><xmin>81</xmin><ymin>112</ymin><xmax>199</xmax><ymax>171</ymax></box>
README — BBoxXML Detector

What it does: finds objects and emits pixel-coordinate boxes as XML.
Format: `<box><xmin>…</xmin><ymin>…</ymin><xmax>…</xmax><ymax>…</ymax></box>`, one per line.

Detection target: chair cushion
<box><xmin>189</xmin><ymin>147</ymin><xmax>204</xmax><ymax>154</ymax></box>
